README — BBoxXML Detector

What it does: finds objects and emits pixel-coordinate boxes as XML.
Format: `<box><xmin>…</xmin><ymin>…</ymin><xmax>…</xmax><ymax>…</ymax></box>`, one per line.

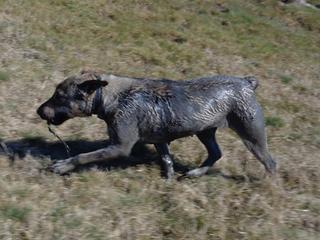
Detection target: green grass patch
<box><xmin>0</xmin><ymin>71</ymin><xmax>9</xmax><ymax>81</ymax></box>
<box><xmin>279</xmin><ymin>75</ymin><xmax>294</xmax><ymax>84</ymax></box>
<box><xmin>0</xmin><ymin>205</ymin><xmax>31</xmax><ymax>222</ymax></box>
<box><xmin>265</xmin><ymin>116</ymin><xmax>285</xmax><ymax>128</ymax></box>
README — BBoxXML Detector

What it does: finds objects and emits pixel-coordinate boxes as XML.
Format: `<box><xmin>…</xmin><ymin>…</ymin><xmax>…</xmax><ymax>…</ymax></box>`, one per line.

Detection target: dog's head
<box><xmin>37</xmin><ymin>70</ymin><xmax>108</xmax><ymax>125</ymax></box>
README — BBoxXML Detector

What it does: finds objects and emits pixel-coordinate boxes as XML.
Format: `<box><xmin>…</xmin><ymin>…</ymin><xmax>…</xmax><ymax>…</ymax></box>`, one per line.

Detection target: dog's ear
<box><xmin>78</xmin><ymin>79</ymin><xmax>108</xmax><ymax>95</ymax></box>
<box><xmin>77</xmin><ymin>70</ymin><xmax>108</xmax><ymax>95</ymax></box>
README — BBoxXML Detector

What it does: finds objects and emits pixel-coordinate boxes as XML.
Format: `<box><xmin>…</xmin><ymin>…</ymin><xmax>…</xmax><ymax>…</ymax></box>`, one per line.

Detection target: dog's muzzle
<box><xmin>37</xmin><ymin>104</ymin><xmax>54</xmax><ymax>121</ymax></box>
<box><xmin>37</xmin><ymin>104</ymin><xmax>69</xmax><ymax>125</ymax></box>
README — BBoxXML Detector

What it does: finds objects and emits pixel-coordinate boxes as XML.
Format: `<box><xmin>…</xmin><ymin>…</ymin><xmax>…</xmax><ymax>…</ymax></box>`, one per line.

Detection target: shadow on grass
<box><xmin>0</xmin><ymin>138</ymin><xmax>189</xmax><ymax>175</ymax></box>
<box><xmin>0</xmin><ymin>138</ymin><xmax>254</xmax><ymax>182</ymax></box>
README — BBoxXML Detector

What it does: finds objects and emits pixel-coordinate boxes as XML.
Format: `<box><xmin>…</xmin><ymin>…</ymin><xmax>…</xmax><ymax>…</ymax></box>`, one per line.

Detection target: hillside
<box><xmin>0</xmin><ymin>0</ymin><xmax>319</xmax><ymax>239</ymax></box>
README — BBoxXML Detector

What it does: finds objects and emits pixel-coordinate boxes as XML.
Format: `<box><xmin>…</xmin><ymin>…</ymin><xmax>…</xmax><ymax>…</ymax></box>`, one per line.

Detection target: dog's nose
<box><xmin>37</xmin><ymin>105</ymin><xmax>54</xmax><ymax>120</ymax></box>
<box><xmin>37</xmin><ymin>106</ymin><xmax>44</xmax><ymax>119</ymax></box>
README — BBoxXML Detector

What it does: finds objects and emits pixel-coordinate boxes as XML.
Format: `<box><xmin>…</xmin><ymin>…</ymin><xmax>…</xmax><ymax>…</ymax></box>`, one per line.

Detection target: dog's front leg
<box><xmin>51</xmin><ymin>143</ymin><xmax>134</xmax><ymax>174</ymax></box>
<box><xmin>51</xmin><ymin>118</ymin><xmax>139</xmax><ymax>174</ymax></box>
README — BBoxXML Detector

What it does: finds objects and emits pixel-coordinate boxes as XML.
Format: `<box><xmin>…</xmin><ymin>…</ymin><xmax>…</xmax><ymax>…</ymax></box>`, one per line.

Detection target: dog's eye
<box><xmin>53</xmin><ymin>89</ymin><xmax>67</xmax><ymax>98</ymax></box>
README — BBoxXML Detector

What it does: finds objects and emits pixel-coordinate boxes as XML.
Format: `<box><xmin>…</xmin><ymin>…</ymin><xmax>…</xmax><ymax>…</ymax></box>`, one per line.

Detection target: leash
<box><xmin>47</xmin><ymin>124</ymin><xmax>71</xmax><ymax>158</ymax></box>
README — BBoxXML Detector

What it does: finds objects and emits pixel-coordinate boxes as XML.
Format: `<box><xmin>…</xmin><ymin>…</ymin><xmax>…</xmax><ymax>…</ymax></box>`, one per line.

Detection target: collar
<box><xmin>91</xmin><ymin>87</ymin><xmax>102</xmax><ymax>115</ymax></box>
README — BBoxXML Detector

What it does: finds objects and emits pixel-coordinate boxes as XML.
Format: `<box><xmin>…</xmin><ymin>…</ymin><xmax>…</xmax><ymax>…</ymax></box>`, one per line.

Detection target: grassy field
<box><xmin>0</xmin><ymin>0</ymin><xmax>319</xmax><ymax>239</ymax></box>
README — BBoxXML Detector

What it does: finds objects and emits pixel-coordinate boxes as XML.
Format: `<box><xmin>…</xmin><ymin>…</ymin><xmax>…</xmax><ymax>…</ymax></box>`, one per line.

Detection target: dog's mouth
<box><xmin>47</xmin><ymin>117</ymin><xmax>67</xmax><ymax>126</ymax></box>
<box><xmin>46</xmin><ymin>113</ymin><xmax>70</xmax><ymax>126</ymax></box>
<box><xmin>47</xmin><ymin>119</ymin><xmax>61</xmax><ymax>126</ymax></box>
<box><xmin>37</xmin><ymin>102</ymin><xmax>72</xmax><ymax>126</ymax></box>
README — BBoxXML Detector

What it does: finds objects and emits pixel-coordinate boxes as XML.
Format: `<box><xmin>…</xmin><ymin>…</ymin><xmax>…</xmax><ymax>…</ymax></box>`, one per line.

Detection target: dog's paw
<box><xmin>177</xmin><ymin>167</ymin><xmax>210</xmax><ymax>181</ymax></box>
<box><xmin>51</xmin><ymin>158</ymin><xmax>75</xmax><ymax>174</ymax></box>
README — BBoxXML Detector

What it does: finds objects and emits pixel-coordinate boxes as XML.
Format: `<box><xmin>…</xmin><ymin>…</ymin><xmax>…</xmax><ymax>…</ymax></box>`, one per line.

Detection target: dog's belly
<box><xmin>138</xmin><ymin>112</ymin><xmax>226</xmax><ymax>143</ymax></box>
<box><xmin>139</xmin><ymin>127</ymin><xmax>196</xmax><ymax>143</ymax></box>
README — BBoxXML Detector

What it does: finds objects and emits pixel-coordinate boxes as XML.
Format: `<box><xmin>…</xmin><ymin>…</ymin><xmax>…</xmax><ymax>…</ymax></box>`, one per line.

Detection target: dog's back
<box><xmin>106</xmin><ymin>75</ymin><xmax>258</xmax><ymax>143</ymax></box>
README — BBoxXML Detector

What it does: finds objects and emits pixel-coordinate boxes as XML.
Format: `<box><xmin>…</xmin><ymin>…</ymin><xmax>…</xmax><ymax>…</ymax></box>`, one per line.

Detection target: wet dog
<box><xmin>37</xmin><ymin>70</ymin><xmax>276</xmax><ymax>179</ymax></box>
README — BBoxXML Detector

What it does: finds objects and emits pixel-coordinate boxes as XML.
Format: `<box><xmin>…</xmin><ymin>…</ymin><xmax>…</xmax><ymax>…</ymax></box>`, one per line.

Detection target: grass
<box><xmin>265</xmin><ymin>116</ymin><xmax>285</xmax><ymax>128</ymax></box>
<box><xmin>0</xmin><ymin>71</ymin><xmax>9</xmax><ymax>81</ymax></box>
<box><xmin>279</xmin><ymin>74</ymin><xmax>294</xmax><ymax>84</ymax></box>
<box><xmin>0</xmin><ymin>0</ymin><xmax>319</xmax><ymax>239</ymax></box>
<box><xmin>0</xmin><ymin>205</ymin><xmax>31</xmax><ymax>222</ymax></box>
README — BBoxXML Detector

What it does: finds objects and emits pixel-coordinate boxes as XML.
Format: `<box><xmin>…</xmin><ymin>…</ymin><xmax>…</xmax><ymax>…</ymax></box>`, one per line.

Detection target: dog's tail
<box><xmin>244</xmin><ymin>76</ymin><xmax>259</xmax><ymax>90</ymax></box>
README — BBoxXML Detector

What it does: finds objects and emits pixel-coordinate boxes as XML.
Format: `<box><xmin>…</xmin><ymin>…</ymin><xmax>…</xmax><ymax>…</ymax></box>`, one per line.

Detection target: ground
<box><xmin>0</xmin><ymin>0</ymin><xmax>319</xmax><ymax>239</ymax></box>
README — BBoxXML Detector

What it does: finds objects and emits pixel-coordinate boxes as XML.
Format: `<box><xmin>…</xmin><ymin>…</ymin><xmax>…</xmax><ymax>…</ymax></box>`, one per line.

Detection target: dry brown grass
<box><xmin>0</xmin><ymin>0</ymin><xmax>319</xmax><ymax>239</ymax></box>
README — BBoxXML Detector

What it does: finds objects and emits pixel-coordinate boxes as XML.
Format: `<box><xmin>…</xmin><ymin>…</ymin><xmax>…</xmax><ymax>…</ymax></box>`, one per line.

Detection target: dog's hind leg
<box><xmin>155</xmin><ymin>143</ymin><xmax>174</xmax><ymax>180</ymax></box>
<box><xmin>180</xmin><ymin>128</ymin><xmax>222</xmax><ymax>179</ymax></box>
<box><xmin>228</xmin><ymin>104</ymin><xmax>276</xmax><ymax>174</ymax></box>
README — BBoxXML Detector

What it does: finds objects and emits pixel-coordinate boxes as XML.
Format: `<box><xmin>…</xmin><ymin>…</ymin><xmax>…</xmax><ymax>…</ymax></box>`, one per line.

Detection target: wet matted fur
<box><xmin>37</xmin><ymin>70</ymin><xmax>276</xmax><ymax>179</ymax></box>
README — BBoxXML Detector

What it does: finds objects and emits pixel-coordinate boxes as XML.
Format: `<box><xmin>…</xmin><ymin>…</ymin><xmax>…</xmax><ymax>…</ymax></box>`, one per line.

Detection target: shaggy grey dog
<box><xmin>37</xmin><ymin>70</ymin><xmax>276</xmax><ymax>179</ymax></box>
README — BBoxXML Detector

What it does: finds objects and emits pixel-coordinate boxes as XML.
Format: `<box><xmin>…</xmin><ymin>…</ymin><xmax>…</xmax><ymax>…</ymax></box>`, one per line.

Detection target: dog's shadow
<box><xmin>0</xmin><ymin>138</ymin><xmax>190</xmax><ymax>175</ymax></box>
<box><xmin>0</xmin><ymin>138</ymin><xmax>254</xmax><ymax>182</ymax></box>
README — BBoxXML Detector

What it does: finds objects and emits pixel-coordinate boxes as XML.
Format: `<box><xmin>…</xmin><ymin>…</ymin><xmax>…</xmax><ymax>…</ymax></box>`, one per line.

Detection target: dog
<box><xmin>37</xmin><ymin>70</ymin><xmax>276</xmax><ymax>179</ymax></box>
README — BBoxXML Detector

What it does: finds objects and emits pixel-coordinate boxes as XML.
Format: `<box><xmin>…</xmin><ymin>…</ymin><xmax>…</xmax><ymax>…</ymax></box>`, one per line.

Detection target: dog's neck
<box><xmin>90</xmin><ymin>74</ymin><xmax>137</xmax><ymax>118</ymax></box>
